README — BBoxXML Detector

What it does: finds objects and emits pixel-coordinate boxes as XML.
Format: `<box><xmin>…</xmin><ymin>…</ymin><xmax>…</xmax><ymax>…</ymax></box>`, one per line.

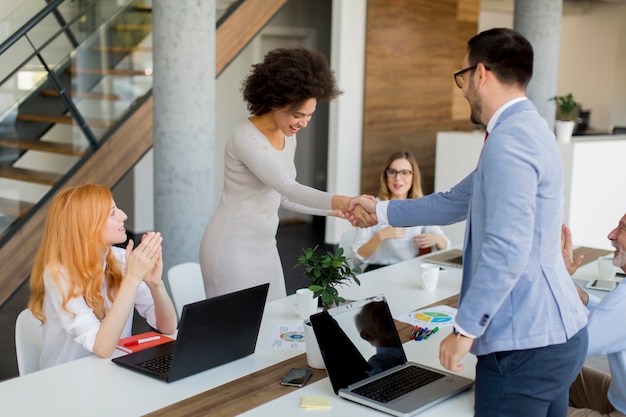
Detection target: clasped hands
<box><xmin>331</xmin><ymin>195</ymin><xmax>379</xmax><ymax>228</ymax></box>
<box><xmin>125</xmin><ymin>231</ymin><xmax>164</xmax><ymax>286</ymax></box>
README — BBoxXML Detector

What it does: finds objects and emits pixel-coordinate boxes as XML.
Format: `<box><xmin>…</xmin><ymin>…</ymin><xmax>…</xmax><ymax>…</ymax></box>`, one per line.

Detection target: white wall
<box><xmin>480</xmin><ymin>1</ymin><xmax>626</xmax><ymax>130</ymax></box>
<box><xmin>435</xmin><ymin>131</ymin><xmax>626</xmax><ymax>250</ymax></box>
<box><xmin>324</xmin><ymin>0</ymin><xmax>366</xmax><ymax>244</ymax></box>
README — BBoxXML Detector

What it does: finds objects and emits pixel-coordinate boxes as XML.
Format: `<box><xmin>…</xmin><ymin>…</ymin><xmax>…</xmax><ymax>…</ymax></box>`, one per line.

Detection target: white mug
<box><xmin>598</xmin><ymin>255</ymin><xmax>616</xmax><ymax>280</ymax></box>
<box><xmin>303</xmin><ymin>319</ymin><xmax>325</xmax><ymax>369</ymax></box>
<box><xmin>420</xmin><ymin>263</ymin><xmax>440</xmax><ymax>291</ymax></box>
<box><xmin>294</xmin><ymin>288</ymin><xmax>318</xmax><ymax>320</ymax></box>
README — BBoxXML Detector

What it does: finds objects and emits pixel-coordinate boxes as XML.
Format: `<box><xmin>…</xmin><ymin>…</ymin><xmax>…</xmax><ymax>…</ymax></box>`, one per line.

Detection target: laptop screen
<box><xmin>311</xmin><ymin>295</ymin><xmax>407</xmax><ymax>394</ymax></box>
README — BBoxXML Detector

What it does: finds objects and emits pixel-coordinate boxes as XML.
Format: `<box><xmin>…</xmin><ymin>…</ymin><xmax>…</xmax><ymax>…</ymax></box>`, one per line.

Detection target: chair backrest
<box><xmin>15</xmin><ymin>309</ymin><xmax>44</xmax><ymax>376</ymax></box>
<box><xmin>339</xmin><ymin>227</ymin><xmax>359</xmax><ymax>269</ymax></box>
<box><xmin>167</xmin><ymin>262</ymin><xmax>206</xmax><ymax>319</ymax></box>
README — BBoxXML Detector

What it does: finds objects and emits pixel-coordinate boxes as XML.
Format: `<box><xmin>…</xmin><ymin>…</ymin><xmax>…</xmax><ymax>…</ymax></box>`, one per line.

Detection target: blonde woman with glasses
<box><xmin>352</xmin><ymin>150</ymin><xmax>450</xmax><ymax>272</ymax></box>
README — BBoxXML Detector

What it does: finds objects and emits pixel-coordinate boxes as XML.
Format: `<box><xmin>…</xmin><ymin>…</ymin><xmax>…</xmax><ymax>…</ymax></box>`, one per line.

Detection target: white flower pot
<box><xmin>303</xmin><ymin>319</ymin><xmax>325</xmax><ymax>369</ymax></box>
<box><xmin>555</xmin><ymin>120</ymin><xmax>575</xmax><ymax>143</ymax></box>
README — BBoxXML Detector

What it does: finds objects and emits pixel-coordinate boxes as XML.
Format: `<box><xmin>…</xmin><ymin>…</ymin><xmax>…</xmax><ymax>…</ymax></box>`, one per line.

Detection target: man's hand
<box><xmin>439</xmin><ymin>332</ymin><xmax>474</xmax><ymax>372</ymax></box>
<box><xmin>561</xmin><ymin>224</ymin><xmax>584</xmax><ymax>276</ymax></box>
<box><xmin>348</xmin><ymin>195</ymin><xmax>378</xmax><ymax>227</ymax></box>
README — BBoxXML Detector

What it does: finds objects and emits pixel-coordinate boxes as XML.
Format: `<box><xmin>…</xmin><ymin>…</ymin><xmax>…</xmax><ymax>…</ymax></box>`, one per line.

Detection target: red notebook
<box><xmin>116</xmin><ymin>331</ymin><xmax>174</xmax><ymax>354</ymax></box>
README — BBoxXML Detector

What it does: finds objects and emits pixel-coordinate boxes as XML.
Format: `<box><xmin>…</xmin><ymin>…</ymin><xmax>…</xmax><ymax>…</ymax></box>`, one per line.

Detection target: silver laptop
<box><xmin>310</xmin><ymin>295</ymin><xmax>473</xmax><ymax>417</ymax></box>
<box><xmin>420</xmin><ymin>248</ymin><xmax>463</xmax><ymax>269</ymax></box>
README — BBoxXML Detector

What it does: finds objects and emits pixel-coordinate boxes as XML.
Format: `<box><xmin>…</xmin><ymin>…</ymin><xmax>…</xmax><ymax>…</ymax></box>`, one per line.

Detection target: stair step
<box><xmin>0</xmin><ymin>196</ymin><xmax>34</xmax><ymax>218</ymax></box>
<box><xmin>133</xmin><ymin>4</ymin><xmax>152</xmax><ymax>12</ymax></box>
<box><xmin>112</xmin><ymin>23</ymin><xmax>152</xmax><ymax>31</ymax></box>
<box><xmin>0</xmin><ymin>165</ymin><xmax>61</xmax><ymax>185</ymax></box>
<box><xmin>0</xmin><ymin>138</ymin><xmax>87</xmax><ymax>156</ymax></box>
<box><xmin>16</xmin><ymin>113</ymin><xmax>113</xmax><ymax>129</ymax></box>
<box><xmin>90</xmin><ymin>45</ymin><xmax>153</xmax><ymax>53</ymax></box>
<box><xmin>67</xmin><ymin>67</ymin><xmax>151</xmax><ymax>77</ymax></box>
<box><xmin>40</xmin><ymin>89</ymin><xmax>122</xmax><ymax>101</ymax></box>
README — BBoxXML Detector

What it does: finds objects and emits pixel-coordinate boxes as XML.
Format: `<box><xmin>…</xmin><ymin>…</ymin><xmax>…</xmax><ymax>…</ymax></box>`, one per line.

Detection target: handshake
<box><xmin>332</xmin><ymin>195</ymin><xmax>379</xmax><ymax>228</ymax></box>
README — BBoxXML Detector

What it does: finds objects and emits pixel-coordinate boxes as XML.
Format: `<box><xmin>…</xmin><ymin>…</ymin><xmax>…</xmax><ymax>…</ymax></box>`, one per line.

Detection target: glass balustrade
<box><xmin>0</xmin><ymin>0</ymin><xmax>241</xmax><ymax>242</ymax></box>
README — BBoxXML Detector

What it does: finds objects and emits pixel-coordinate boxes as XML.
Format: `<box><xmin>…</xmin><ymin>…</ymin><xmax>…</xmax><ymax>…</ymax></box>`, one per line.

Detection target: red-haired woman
<box><xmin>28</xmin><ymin>184</ymin><xmax>177</xmax><ymax>369</ymax></box>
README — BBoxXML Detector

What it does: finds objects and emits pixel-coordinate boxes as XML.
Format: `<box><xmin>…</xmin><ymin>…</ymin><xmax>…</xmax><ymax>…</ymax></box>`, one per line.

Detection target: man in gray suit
<box><xmin>350</xmin><ymin>28</ymin><xmax>588</xmax><ymax>416</ymax></box>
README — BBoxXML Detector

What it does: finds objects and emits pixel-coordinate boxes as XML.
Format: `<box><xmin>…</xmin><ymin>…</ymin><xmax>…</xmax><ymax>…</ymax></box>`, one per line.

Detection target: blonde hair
<box><xmin>29</xmin><ymin>184</ymin><xmax>124</xmax><ymax>323</ymax></box>
<box><xmin>378</xmin><ymin>150</ymin><xmax>423</xmax><ymax>201</ymax></box>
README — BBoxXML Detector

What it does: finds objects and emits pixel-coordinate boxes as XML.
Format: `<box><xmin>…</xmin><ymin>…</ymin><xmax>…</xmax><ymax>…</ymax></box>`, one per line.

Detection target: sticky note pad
<box><xmin>300</xmin><ymin>396</ymin><xmax>331</xmax><ymax>409</ymax></box>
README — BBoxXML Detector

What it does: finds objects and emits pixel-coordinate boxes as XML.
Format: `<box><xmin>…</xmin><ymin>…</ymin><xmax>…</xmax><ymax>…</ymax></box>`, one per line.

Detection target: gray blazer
<box><xmin>387</xmin><ymin>100</ymin><xmax>587</xmax><ymax>356</ymax></box>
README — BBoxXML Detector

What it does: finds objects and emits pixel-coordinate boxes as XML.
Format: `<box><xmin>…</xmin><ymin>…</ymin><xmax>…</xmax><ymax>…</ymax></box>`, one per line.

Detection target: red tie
<box><xmin>484</xmin><ymin>131</ymin><xmax>489</xmax><ymax>141</ymax></box>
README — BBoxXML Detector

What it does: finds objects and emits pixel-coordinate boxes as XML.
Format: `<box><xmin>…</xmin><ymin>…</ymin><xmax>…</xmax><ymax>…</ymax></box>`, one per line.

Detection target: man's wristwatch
<box><xmin>453</xmin><ymin>327</ymin><xmax>467</xmax><ymax>339</ymax></box>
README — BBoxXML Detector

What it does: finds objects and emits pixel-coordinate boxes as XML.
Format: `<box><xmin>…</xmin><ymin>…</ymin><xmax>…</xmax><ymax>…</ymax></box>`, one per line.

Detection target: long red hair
<box><xmin>29</xmin><ymin>184</ymin><xmax>124</xmax><ymax>323</ymax></box>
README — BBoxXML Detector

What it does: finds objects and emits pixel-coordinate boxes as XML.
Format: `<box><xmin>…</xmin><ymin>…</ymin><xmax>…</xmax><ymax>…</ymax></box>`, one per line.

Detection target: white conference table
<box><xmin>0</xmin><ymin>255</ymin><xmax>465</xmax><ymax>416</ymax></box>
<box><xmin>0</xmin><ymin>250</ymin><xmax>611</xmax><ymax>417</ymax></box>
<box><xmin>241</xmin><ymin>254</ymin><xmax>616</xmax><ymax>417</ymax></box>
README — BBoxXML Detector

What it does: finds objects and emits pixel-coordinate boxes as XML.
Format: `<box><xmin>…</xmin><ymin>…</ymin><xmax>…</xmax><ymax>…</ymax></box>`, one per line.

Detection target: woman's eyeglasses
<box><xmin>385</xmin><ymin>168</ymin><xmax>413</xmax><ymax>178</ymax></box>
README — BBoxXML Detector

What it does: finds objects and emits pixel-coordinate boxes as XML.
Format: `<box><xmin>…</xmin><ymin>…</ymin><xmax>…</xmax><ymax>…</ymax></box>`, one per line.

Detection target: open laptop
<box><xmin>112</xmin><ymin>282</ymin><xmax>269</xmax><ymax>382</ymax></box>
<box><xmin>420</xmin><ymin>248</ymin><xmax>463</xmax><ymax>269</ymax></box>
<box><xmin>310</xmin><ymin>295</ymin><xmax>473</xmax><ymax>417</ymax></box>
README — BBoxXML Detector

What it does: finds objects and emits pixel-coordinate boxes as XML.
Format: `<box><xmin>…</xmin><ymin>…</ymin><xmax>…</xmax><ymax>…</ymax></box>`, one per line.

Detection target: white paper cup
<box><xmin>294</xmin><ymin>288</ymin><xmax>318</xmax><ymax>320</ymax></box>
<box><xmin>598</xmin><ymin>255</ymin><xmax>616</xmax><ymax>280</ymax></box>
<box><xmin>420</xmin><ymin>263</ymin><xmax>440</xmax><ymax>291</ymax></box>
<box><xmin>303</xmin><ymin>319</ymin><xmax>325</xmax><ymax>369</ymax></box>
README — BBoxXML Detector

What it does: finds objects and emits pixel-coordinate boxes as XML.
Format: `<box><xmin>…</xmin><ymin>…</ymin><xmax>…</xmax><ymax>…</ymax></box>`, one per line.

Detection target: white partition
<box><xmin>434</xmin><ymin>131</ymin><xmax>626</xmax><ymax>250</ymax></box>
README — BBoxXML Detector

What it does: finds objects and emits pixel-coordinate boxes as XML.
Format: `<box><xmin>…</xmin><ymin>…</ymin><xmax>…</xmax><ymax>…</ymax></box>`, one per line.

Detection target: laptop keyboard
<box><xmin>353</xmin><ymin>365</ymin><xmax>445</xmax><ymax>403</ymax></box>
<box><xmin>139</xmin><ymin>353</ymin><xmax>173</xmax><ymax>374</ymax></box>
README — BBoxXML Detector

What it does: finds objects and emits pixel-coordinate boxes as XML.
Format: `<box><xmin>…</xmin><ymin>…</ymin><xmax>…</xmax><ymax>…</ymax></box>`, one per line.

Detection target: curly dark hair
<box><xmin>242</xmin><ymin>47</ymin><xmax>342</xmax><ymax>116</ymax></box>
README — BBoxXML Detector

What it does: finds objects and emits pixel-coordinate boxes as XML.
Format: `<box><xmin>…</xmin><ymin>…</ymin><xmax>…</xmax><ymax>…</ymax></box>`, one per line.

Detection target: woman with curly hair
<box><xmin>352</xmin><ymin>150</ymin><xmax>450</xmax><ymax>272</ymax></box>
<box><xmin>29</xmin><ymin>184</ymin><xmax>177</xmax><ymax>369</ymax></box>
<box><xmin>199</xmin><ymin>47</ymin><xmax>357</xmax><ymax>302</ymax></box>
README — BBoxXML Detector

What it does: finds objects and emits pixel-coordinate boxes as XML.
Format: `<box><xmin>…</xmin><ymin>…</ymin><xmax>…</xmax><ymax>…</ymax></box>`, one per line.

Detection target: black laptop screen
<box><xmin>310</xmin><ymin>296</ymin><xmax>407</xmax><ymax>394</ymax></box>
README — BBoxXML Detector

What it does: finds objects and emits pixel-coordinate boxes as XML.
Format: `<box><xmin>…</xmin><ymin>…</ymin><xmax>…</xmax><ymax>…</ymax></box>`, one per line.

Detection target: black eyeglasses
<box><xmin>385</xmin><ymin>168</ymin><xmax>413</xmax><ymax>178</ymax></box>
<box><xmin>453</xmin><ymin>65</ymin><xmax>477</xmax><ymax>89</ymax></box>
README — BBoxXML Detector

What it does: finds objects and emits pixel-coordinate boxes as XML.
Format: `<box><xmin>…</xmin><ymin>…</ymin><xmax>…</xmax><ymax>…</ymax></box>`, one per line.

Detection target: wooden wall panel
<box><xmin>362</xmin><ymin>0</ymin><xmax>478</xmax><ymax>196</ymax></box>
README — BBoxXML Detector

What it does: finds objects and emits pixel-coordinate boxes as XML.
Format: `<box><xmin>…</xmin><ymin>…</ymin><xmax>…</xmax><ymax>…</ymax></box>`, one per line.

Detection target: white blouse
<box><xmin>351</xmin><ymin>223</ymin><xmax>450</xmax><ymax>267</ymax></box>
<box><xmin>39</xmin><ymin>246</ymin><xmax>157</xmax><ymax>369</ymax></box>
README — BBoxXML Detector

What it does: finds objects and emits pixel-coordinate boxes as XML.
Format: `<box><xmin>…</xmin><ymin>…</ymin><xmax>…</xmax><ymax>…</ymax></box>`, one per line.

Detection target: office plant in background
<box><xmin>295</xmin><ymin>246</ymin><xmax>361</xmax><ymax>308</ymax></box>
<box><xmin>550</xmin><ymin>93</ymin><xmax>580</xmax><ymax>143</ymax></box>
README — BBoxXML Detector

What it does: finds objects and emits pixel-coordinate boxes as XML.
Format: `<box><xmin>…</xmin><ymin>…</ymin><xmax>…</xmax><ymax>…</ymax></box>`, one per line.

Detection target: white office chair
<box><xmin>338</xmin><ymin>227</ymin><xmax>359</xmax><ymax>269</ymax></box>
<box><xmin>167</xmin><ymin>262</ymin><xmax>206</xmax><ymax>319</ymax></box>
<box><xmin>15</xmin><ymin>309</ymin><xmax>44</xmax><ymax>376</ymax></box>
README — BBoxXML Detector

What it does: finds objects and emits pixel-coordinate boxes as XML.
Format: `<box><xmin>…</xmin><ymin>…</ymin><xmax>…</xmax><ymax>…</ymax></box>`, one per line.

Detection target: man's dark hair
<box><xmin>242</xmin><ymin>47</ymin><xmax>342</xmax><ymax>116</ymax></box>
<box><xmin>467</xmin><ymin>28</ymin><xmax>533</xmax><ymax>88</ymax></box>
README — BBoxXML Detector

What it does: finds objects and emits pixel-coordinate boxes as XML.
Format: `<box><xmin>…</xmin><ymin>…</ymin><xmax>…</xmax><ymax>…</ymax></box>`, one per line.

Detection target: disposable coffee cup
<box><xmin>303</xmin><ymin>319</ymin><xmax>325</xmax><ymax>369</ymax></box>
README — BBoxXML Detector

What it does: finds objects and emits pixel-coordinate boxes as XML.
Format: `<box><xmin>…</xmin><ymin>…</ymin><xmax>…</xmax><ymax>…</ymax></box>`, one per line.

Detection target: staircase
<box><xmin>0</xmin><ymin>0</ymin><xmax>287</xmax><ymax>307</ymax></box>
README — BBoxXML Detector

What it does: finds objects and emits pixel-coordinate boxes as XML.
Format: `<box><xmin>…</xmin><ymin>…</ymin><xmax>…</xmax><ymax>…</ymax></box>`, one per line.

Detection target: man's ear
<box><xmin>475</xmin><ymin>63</ymin><xmax>490</xmax><ymax>88</ymax></box>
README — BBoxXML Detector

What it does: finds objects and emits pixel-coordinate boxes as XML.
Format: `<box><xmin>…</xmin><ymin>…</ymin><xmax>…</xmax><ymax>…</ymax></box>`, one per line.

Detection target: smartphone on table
<box><xmin>280</xmin><ymin>368</ymin><xmax>313</xmax><ymax>387</ymax></box>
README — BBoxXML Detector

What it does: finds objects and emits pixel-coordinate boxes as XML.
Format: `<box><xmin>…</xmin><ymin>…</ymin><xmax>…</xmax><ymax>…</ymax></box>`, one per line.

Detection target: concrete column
<box><xmin>514</xmin><ymin>0</ymin><xmax>562</xmax><ymax>131</ymax></box>
<box><xmin>152</xmin><ymin>0</ymin><xmax>215</xmax><ymax>274</ymax></box>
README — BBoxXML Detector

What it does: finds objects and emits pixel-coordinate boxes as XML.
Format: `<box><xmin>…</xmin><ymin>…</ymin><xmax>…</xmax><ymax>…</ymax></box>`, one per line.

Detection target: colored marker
<box><xmin>423</xmin><ymin>327</ymin><xmax>439</xmax><ymax>340</ymax></box>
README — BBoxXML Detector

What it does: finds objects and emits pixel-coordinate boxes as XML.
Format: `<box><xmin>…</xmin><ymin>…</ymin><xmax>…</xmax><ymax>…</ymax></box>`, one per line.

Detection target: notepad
<box><xmin>116</xmin><ymin>331</ymin><xmax>173</xmax><ymax>354</ymax></box>
<box><xmin>300</xmin><ymin>396</ymin><xmax>331</xmax><ymax>409</ymax></box>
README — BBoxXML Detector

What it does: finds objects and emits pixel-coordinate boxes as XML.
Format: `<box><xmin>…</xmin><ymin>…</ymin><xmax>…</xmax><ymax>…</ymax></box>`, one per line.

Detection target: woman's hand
<box><xmin>125</xmin><ymin>232</ymin><xmax>162</xmax><ymax>283</ymax></box>
<box><xmin>328</xmin><ymin>210</ymin><xmax>349</xmax><ymax>219</ymax></box>
<box><xmin>378</xmin><ymin>227</ymin><xmax>406</xmax><ymax>240</ymax></box>
<box><xmin>142</xmin><ymin>236</ymin><xmax>164</xmax><ymax>288</ymax></box>
<box><xmin>414</xmin><ymin>233</ymin><xmax>447</xmax><ymax>250</ymax></box>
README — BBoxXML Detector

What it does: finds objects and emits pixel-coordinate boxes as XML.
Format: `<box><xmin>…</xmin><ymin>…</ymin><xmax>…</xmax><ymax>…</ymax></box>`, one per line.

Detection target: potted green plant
<box><xmin>550</xmin><ymin>93</ymin><xmax>580</xmax><ymax>121</ymax></box>
<box><xmin>550</xmin><ymin>93</ymin><xmax>580</xmax><ymax>143</ymax></box>
<box><xmin>295</xmin><ymin>246</ymin><xmax>361</xmax><ymax>308</ymax></box>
